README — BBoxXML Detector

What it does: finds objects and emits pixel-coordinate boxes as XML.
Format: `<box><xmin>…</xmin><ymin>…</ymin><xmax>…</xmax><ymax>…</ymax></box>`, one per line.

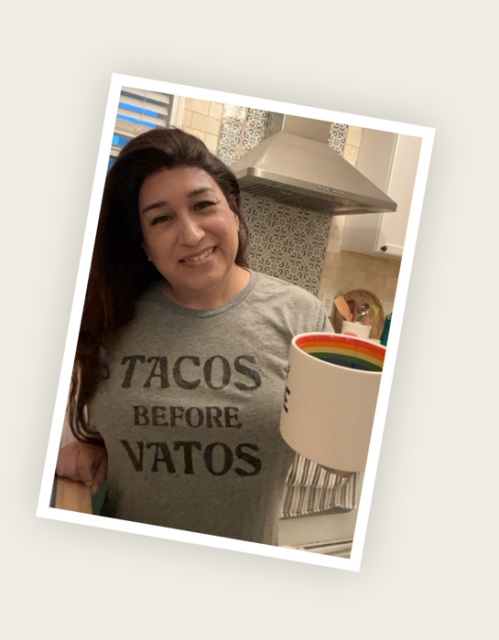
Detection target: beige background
<box><xmin>1</xmin><ymin>1</ymin><xmax>498</xmax><ymax>638</ymax></box>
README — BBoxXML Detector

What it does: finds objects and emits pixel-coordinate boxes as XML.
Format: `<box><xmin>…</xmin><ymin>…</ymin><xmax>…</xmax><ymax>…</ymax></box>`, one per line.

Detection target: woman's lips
<box><xmin>180</xmin><ymin>246</ymin><xmax>216</xmax><ymax>265</ymax></box>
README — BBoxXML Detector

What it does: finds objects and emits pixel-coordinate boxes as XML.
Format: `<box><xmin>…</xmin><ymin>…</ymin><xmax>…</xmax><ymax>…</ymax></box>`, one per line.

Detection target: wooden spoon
<box><xmin>334</xmin><ymin>296</ymin><xmax>352</xmax><ymax>321</ymax></box>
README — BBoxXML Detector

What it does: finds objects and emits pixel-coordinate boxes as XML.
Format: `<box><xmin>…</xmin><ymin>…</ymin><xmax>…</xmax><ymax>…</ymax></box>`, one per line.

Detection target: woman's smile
<box><xmin>180</xmin><ymin>245</ymin><xmax>216</xmax><ymax>265</ymax></box>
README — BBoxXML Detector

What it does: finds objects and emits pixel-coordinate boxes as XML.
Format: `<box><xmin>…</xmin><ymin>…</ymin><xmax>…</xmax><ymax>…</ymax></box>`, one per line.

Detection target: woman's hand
<box><xmin>56</xmin><ymin>441</ymin><xmax>108</xmax><ymax>494</ymax></box>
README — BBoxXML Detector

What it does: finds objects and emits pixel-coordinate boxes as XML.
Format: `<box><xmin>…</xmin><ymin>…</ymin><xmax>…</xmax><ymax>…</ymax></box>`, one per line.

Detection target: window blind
<box><xmin>109</xmin><ymin>87</ymin><xmax>173</xmax><ymax>167</ymax></box>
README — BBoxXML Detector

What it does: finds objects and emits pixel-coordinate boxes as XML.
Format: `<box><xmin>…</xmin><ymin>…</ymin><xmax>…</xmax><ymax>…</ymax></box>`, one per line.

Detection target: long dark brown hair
<box><xmin>70</xmin><ymin>128</ymin><xmax>249</xmax><ymax>443</ymax></box>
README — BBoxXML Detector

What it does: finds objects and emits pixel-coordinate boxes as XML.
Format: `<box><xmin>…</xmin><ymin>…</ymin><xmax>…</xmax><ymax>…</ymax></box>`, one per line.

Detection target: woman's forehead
<box><xmin>138</xmin><ymin>166</ymin><xmax>223</xmax><ymax>212</ymax></box>
<box><xmin>142</xmin><ymin>166</ymin><xmax>218</xmax><ymax>195</ymax></box>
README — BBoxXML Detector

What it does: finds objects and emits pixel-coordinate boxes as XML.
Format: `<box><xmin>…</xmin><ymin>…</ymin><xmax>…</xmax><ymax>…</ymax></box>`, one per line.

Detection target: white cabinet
<box><xmin>341</xmin><ymin>130</ymin><xmax>422</xmax><ymax>258</ymax></box>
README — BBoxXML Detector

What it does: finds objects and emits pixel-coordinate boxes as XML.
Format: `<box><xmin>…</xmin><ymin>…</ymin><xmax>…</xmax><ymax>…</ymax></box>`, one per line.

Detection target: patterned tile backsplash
<box><xmin>217</xmin><ymin>106</ymin><xmax>271</xmax><ymax>167</ymax></box>
<box><xmin>242</xmin><ymin>193</ymin><xmax>332</xmax><ymax>295</ymax></box>
<box><xmin>328</xmin><ymin>122</ymin><xmax>348</xmax><ymax>154</ymax></box>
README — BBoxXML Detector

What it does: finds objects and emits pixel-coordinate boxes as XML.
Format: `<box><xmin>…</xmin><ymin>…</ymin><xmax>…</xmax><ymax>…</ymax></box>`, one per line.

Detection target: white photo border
<box><xmin>37</xmin><ymin>73</ymin><xmax>435</xmax><ymax>572</ymax></box>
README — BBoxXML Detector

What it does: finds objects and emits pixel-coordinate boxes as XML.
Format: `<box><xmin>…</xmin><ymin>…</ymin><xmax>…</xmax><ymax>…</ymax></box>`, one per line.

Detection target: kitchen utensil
<box><xmin>365</xmin><ymin>307</ymin><xmax>375</xmax><ymax>324</ymax></box>
<box><xmin>347</xmin><ymin>299</ymin><xmax>355</xmax><ymax>319</ymax></box>
<box><xmin>355</xmin><ymin>303</ymin><xmax>370</xmax><ymax>322</ymax></box>
<box><xmin>332</xmin><ymin>290</ymin><xmax>385</xmax><ymax>339</ymax></box>
<box><xmin>334</xmin><ymin>296</ymin><xmax>351</xmax><ymax>321</ymax></box>
<box><xmin>349</xmin><ymin>300</ymin><xmax>357</xmax><ymax>323</ymax></box>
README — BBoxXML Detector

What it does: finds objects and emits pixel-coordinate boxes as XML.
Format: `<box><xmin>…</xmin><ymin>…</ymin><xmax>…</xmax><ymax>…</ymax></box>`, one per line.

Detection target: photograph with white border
<box><xmin>37</xmin><ymin>73</ymin><xmax>435</xmax><ymax>572</ymax></box>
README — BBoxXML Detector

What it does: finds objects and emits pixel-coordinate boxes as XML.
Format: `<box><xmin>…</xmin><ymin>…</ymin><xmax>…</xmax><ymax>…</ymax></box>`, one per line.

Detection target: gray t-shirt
<box><xmin>90</xmin><ymin>270</ymin><xmax>332</xmax><ymax>545</ymax></box>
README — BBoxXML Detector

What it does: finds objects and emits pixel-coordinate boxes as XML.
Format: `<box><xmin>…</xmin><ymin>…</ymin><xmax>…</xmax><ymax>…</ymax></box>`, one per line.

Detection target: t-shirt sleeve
<box><xmin>315</xmin><ymin>301</ymin><xmax>335</xmax><ymax>333</ymax></box>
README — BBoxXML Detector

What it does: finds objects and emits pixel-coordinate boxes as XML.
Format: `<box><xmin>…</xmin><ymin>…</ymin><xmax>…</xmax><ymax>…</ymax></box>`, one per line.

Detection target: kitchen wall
<box><xmin>181</xmin><ymin>98</ymin><xmax>223</xmax><ymax>154</ymax></box>
<box><xmin>178</xmin><ymin>98</ymin><xmax>401</xmax><ymax>314</ymax></box>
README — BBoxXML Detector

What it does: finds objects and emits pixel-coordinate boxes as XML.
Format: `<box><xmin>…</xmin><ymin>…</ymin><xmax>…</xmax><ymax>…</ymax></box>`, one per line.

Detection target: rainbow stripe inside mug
<box><xmin>294</xmin><ymin>333</ymin><xmax>385</xmax><ymax>372</ymax></box>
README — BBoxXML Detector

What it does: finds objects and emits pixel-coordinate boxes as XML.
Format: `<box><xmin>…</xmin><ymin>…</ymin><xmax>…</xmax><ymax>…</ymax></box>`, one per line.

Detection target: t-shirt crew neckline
<box><xmin>154</xmin><ymin>269</ymin><xmax>259</xmax><ymax>318</ymax></box>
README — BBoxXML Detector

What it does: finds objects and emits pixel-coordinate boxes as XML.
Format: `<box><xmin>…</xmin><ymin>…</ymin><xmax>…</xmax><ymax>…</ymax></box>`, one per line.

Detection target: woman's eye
<box><xmin>194</xmin><ymin>200</ymin><xmax>218</xmax><ymax>211</ymax></box>
<box><xmin>151</xmin><ymin>214</ymin><xmax>173</xmax><ymax>226</ymax></box>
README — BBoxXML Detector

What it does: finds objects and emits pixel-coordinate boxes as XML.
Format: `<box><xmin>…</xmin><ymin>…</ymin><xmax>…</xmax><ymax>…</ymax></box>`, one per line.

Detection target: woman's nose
<box><xmin>177</xmin><ymin>213</ymin><xmax>205</xmax><ymax>245</ymax></box>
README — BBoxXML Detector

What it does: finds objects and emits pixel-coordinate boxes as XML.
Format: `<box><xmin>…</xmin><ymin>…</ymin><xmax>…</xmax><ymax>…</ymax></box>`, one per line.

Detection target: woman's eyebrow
<box><xmin>141</xmin><ymin>200</ymin><xmax>167</xmax><ymax>215</ymax></box>
<box><xmin>187</xmin><ymin>187</ymin><xmax>216</xmax><ymax>198</ymax></box>
<box><xmin>141</xmin><ymin>187</ymin><xmax>216</xmax><ymax>215</ymax></box>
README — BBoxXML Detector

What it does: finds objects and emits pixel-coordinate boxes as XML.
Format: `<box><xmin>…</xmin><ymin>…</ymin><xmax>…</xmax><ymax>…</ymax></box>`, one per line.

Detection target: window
<box><xmin>109</xmin><ymin>87</ymin><xmax>180</xmax><ymax>168</ymax></box>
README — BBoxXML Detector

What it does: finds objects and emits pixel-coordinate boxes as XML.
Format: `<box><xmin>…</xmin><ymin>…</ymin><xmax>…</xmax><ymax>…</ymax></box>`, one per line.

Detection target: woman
<box><xmin>57</xmin><ymin>128</ymin><xmax>332</xmax><ymax>545</ymax></box>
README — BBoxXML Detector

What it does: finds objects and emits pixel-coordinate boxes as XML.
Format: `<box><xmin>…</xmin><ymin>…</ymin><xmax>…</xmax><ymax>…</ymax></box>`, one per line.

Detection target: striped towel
<box><xmin>280</xmin><ymin>454</ymin><xmax>358</xmax><ymax>518</ymax></box>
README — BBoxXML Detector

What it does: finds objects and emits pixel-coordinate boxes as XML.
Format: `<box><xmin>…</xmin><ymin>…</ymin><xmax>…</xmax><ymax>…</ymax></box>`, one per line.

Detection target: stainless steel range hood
<box><xmin>231</xmin><ymin>115</ymin><xmax>397</xmax><ymax>215</ymax></box>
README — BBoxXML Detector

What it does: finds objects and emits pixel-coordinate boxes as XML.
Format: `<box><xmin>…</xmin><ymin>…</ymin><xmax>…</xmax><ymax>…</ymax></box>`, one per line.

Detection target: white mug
<box><xmin>279</xmin><ymin>333</ymin><xmax>385</xmax><ymax>472</ymax></box>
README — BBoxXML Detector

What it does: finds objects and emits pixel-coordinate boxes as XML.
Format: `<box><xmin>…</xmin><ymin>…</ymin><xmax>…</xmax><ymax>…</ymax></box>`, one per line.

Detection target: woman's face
<box><xmin>138</xmin><ymin>166</ymin><xmax>241</xmax><ymax>302</ymax></box>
